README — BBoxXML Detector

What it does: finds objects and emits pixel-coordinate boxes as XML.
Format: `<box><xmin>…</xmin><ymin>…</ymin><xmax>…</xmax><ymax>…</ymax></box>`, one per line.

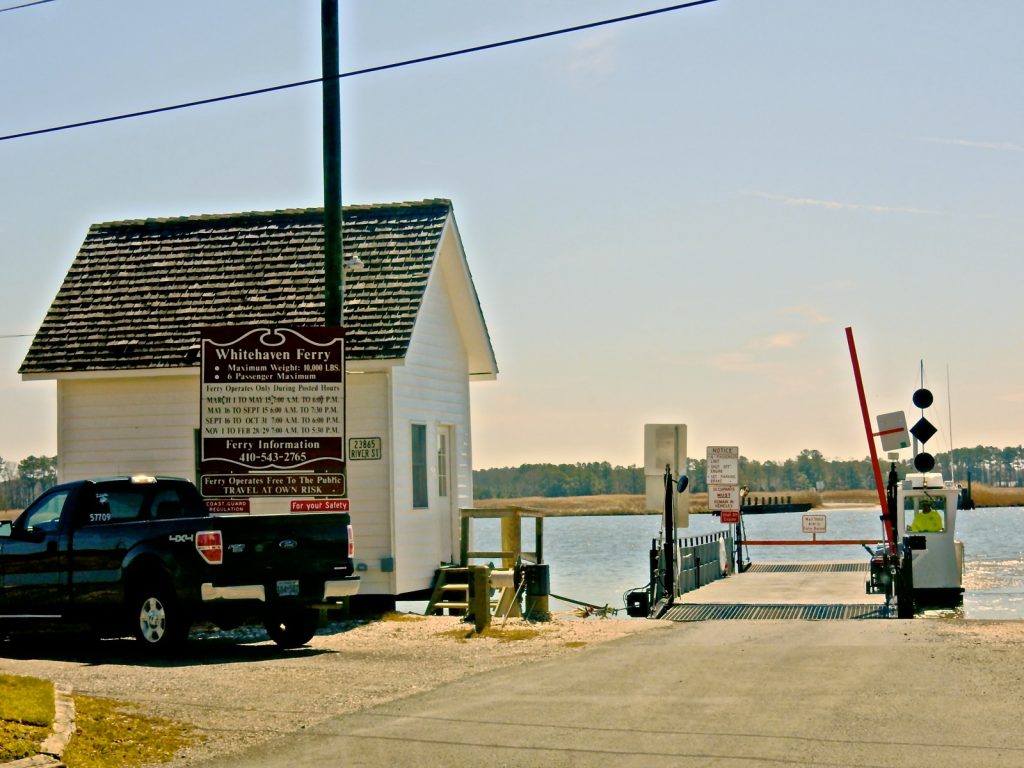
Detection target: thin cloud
<box><xmin>919</xmin><ymin>136</ymin><xmax>1024</xmax><ymax>154</ymax></box>
<box><xmin>711</xmin><ymin>351</ymin><xmax>765</xmax><ymax>373</ymax></box>
<box><xmin>751</xmin><ymin>333</ymin><xmax>802</xmax><ymax>350</ymax></box>
<box><xmin>784</xmin><ymin>305</ymin><xmax>831</xmax><ymax>324</ymax></box>
<box><xmin>567</xmin><ymin>29</ymin><xmax>619</xmax><ymax>78</ymax></box>
<box><xmin>749</xmin><ymin>191</ymin><xmax>940</xmax><ymax>216</ymax></box>
<box><xmin>712</xmin><ymin>334</ymin><xmax>800</xmax><ymax>371</ymax></box>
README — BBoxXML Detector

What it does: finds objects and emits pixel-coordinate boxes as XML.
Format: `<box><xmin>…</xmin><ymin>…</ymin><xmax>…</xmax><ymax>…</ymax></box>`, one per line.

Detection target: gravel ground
<box><xmin>0</xmin><ymin>614</ymin><xmax>670</xmax><ymax>766</ymax></box>
<box><xmin>2</xmin><ymin>615</ymin><xmax>1020</xmax><ymax>767</ymax></box>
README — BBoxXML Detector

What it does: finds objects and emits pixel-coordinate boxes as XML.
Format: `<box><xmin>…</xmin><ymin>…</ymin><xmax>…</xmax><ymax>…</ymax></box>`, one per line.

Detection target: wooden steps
<box><xmin>425</xmin><ymin>566</ymin><xmax>521</xmax><ymax>619</ymax></box>
<box><xmin>425</xmin><ymin>567</ymin><xmax>470</xmax><ymax>616</ymax></box>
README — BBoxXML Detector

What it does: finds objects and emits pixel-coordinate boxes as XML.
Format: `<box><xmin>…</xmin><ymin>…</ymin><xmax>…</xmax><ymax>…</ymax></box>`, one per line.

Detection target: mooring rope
<box><xmin>550</xmin><ymin>593</ymin><xmax>621</xmax><ymax>617</ymax></box>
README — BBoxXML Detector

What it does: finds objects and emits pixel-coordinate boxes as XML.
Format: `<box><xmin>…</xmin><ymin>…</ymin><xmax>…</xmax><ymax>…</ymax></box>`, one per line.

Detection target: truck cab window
<box><xmin>22</xmin><ymin>490</ymin><xmax>71</xmax><ymax>533</ymax></box>
<box><xmin>151</xmin><ymin>489</ymin><xmax>187</xmax><ymax>519</ymax></box>
<box><xmin>89</xmin><ymin>491</ymin><xmax>146</xmax><ymax>524</ymax></box>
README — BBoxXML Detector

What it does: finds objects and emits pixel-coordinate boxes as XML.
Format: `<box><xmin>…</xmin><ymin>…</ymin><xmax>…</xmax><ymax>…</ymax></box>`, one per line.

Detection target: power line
<box><xmin>0</xmin><ymin>0</ymin><xmax>718</xmax><ymax>143</ymax></box>
<box><xmin>0</xmin><ymin>0</ymin><xmax>55</xmax><ymax>14</ymax></box>
<box><xmin>0</xmin><ymin>334</ymin><xmax>33</xmax><ymax>338</ymax></box>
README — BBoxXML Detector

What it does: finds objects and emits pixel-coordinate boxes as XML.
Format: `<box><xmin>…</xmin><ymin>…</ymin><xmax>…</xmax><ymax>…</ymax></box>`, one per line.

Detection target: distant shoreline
<box><xmin>471</xmin><ymin>490</ymin><xmax>1022</xmax><ymax>516</ymax></box>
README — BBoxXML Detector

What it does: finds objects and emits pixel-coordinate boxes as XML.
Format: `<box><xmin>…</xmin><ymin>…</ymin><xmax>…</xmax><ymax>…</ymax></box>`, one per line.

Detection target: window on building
<box><xmin>437</xmin><ymin>430</ymin><xmax>449</xmax><ymax>498</ymax></box>
<box><xmin>412</xmin><ymin>424</ymin><xmax>428</xmax><ymax>508</ymax></box>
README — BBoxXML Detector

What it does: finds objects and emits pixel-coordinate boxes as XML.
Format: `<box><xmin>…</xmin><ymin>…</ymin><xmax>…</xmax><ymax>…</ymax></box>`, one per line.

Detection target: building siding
<box><xmin>390</xmin><ymin>235</ymin><xmax>473</xmax><ymax>595</ymax></box>
<box><xmin>343</xmin><ymin>372</ymin><xmax>394</xmax><ymax>595</ymax></box>
<box><xmin>58</xmin><ymin>376</ymin><xmax>199</xmax><ymax>482</ymax></box>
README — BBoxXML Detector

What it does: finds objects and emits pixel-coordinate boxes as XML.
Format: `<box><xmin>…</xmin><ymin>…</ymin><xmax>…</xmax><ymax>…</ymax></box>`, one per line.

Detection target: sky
<box><xmin>1</xmin><ymin>0</ymin><xmax>1022</xmax><ymax>471</ymax></box>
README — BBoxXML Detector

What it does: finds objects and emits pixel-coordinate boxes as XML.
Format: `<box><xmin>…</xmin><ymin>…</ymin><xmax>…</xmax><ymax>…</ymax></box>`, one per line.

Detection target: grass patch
<box><xmin>379</xmin><ymin>611</ymin><xmax>425</xmax><ymax>622</ymax></box>
<box><xmin>63</xmin><ymin>695</ymin><xmax>199</xmax><ymax>768</ymax></box>
<box><xmin>0</xmin><ymin>673</ymin><xmax>54</xmax><ymax>762</ymax></box>
<box><xmin>563</xmin><ymin>641</ymin><xmax>587</xmax><ymax>649</ymax></box>
<box><xmin>820</xmin><ymin>489</ymin><xmax>880</xmax><ymax>504</ymax></box>
<box><xmin>437</xmin><ymin>626</ymin><xmax>542</xmax><ymax>642</ymax></box>
<box><xmin>969</xmin><ymin>484</ymin><xmax>1024</xmax><ymax>508</ymax></box>
<box><xmin>0</xmin><ymin>673</ymin><xmax>54</xmax><ymax>726</ymax></box>
<box><xmin>472</xmin><ymin>491</ymin><xmax>826</xmax><ymax>515</ymax></box>
<box><xmin>472</xmin><ymin>486</ymin><xmax>1024</xmax><ymax>515</ymax></box>
<box><xmin>0</xmin><ymin>720</ymin><xmax>50</xmax><ymax>761</ymax></box>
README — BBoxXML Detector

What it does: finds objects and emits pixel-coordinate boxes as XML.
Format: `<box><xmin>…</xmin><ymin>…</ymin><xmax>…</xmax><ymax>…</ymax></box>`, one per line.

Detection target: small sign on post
<box><xmin>876</xmin><ymin>411</ymin><xmax>910</xmax><ymax>452</ymax></box>
<box><xmin>802</xmin><ymin>513</ymin><xmax>827</xmax><ymax>541</ymax></box>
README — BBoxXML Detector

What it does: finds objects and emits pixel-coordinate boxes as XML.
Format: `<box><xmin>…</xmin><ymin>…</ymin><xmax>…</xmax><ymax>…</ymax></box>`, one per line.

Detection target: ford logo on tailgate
<box><xmin>278</xmin><ymin>539</ymin><xmax>299</xmax><ymax>550</ymax></box>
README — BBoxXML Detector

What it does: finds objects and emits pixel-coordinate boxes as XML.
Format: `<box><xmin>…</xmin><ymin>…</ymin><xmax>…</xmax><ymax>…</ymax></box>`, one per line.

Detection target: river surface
<box><xmin>467</xmin><ymin>507</ymin><xmax>1024</xmax><ymax>619</ymax></box>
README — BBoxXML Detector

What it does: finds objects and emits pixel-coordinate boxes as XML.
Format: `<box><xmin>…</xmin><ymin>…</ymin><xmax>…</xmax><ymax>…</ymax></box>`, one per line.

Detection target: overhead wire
<box><xmin>0</xmin><ymin>0</ymin><xmax>54</xmax><ymax>13</ymax></box>
<box><xmin>0</xmin><ymin>0</ymin><xmax>718</xmax><ymax>142</ymax></box>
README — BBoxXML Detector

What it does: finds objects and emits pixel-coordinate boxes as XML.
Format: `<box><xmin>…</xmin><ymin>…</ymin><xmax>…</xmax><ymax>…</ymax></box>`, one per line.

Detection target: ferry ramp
<box><xmin>662</xmin><ymin>560</ymin><xmax>890</xmax><ymax>621</ymax></box>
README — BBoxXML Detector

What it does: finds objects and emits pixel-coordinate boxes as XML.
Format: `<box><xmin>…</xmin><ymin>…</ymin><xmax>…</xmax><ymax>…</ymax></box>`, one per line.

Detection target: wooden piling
<box><xmin>468</xmin><ymin>565</ymin><xmax>491</xmax><ymax>633</ymax></box>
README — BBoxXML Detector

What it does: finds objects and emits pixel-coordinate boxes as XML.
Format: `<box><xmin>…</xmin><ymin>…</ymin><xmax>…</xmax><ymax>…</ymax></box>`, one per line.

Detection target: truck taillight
<box><xmin>348</xmin><ymin>524</ymin><xmax>354</xmax><ymax>558</ymax></box>
<box><xmin>196</xmin><ymin>531</ymin><xmax>223</xmax><ymax>565</ymax></box>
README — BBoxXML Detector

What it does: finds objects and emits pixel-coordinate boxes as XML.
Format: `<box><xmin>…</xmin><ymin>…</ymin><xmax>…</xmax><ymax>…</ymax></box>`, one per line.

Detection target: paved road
<box><xmin>194</xmin><ymin>619</ymin><xmax>1024</xmax><ymax>767</ymax></box>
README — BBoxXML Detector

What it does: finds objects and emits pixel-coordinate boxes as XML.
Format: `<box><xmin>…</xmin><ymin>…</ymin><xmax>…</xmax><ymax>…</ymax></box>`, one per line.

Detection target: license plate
<box><xmin>276</xmin><ymin>579</ymin><xmax>300</xmax><ymax>597</ymax></box>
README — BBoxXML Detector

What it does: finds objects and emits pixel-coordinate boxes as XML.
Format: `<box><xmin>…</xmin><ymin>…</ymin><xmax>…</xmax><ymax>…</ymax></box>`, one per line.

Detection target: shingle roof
<box><xmin>20</xmin><ymin>200</ymin><xmax>456</xmax><ymax>374</ymax></box>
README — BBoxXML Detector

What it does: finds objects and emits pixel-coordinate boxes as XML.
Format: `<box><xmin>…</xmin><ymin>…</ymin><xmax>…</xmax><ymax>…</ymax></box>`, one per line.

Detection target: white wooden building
<box><xmin>20</xmin><ymin>200</ymin><xmax>497</xmax><ymax>606</ymax></box>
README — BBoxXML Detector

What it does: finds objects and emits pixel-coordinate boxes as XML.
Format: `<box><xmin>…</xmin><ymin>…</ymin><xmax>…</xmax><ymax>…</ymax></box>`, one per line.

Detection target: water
<box><xmin>466</xmin><ymin>507</ymin><xmax>1024</xmax><ymax>619</ymax></box>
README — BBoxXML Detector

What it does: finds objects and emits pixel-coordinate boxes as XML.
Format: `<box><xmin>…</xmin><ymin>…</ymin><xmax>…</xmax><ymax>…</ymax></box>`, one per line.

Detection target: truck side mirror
<box><xmin>0</xmin><ymin>520</ymin><xmax>11</xmax><ymax>538</ymax></box>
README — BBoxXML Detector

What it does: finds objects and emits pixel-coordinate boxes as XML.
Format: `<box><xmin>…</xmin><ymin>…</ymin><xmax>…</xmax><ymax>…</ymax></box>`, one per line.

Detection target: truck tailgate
<box><xmin>212</xmin><ymin>513</ymin><xmax>353</xmax><ymax>586</ymax></box>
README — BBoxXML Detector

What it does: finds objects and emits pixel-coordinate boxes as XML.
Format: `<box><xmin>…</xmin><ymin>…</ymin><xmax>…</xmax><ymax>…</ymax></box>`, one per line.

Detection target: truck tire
<box><xmin>264</xmin><ymin>608</ymin><xmax>319</xmax><ymax>648</ymax></box>
<box><xmin>129</xmin><ymin>585</ymin><xmax>189</xmax><ymax>650</ymax></box>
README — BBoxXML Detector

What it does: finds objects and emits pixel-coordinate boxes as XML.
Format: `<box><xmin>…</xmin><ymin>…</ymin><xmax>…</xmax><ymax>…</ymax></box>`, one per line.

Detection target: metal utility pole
<box><xmin>322</xmin><ymin>0</ymin><xmax>342</xmax><ymax>326</ymax></box>
<box><xmin>663</xmin><ymin>465</ymin><xmax>675</xmax><ymax>601</ymax></box>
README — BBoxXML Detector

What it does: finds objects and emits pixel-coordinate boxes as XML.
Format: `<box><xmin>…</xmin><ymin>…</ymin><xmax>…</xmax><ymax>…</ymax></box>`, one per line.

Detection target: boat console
<box><xmin>895</xmin><ymin>472</ymin><xmax>965</xmax><ymax>609</ymax></box>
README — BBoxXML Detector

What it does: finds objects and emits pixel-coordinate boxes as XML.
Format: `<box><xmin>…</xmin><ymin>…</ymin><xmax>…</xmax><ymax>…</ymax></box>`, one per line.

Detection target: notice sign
<box><xmin>290</xmin><ymin>499</ymin><xmax>351</xmax><ymax>513</ymax></box>
<box><xmin>706</xmin><ymin>446</ymin><xmax>739</xmax><ymax>485</ymax></box>
<box><xmin>201</xmin><ymin>473</ymin><xmax>346</xmax><ymax>498</ymax></box>
<box><xmin>201</xmin><ymin>326</ymin><xmax>345</xmax><ymax>497</ymax></box>
<box><xmin>204</xmin><ymin>498</ymin><xmax>251</xmax><ymax>515</ymax></box>
<box><xmin>707</xmin><ymin>446</ymin><xmax>740</xmax><ymax>518</ymax></box>
<box><xmin>802</xmin><ymin>514</ymin><xmax>827</xmax><ymax>534</ymax></box>
<box><xmin>709</xmin><ymin>483</ymin><xmax>741</xmax><ymax>513</ymax></box>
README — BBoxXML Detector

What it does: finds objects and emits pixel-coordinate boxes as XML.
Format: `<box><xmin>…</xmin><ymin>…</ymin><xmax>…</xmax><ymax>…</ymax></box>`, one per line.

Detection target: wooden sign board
<box><xmin>200</xmin><ymin>326</ymin><xmax>346</xmax><ymax>498</ymax></box>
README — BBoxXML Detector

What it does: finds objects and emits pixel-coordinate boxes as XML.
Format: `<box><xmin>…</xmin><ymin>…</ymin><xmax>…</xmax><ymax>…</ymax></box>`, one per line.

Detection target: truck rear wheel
<box><xmin>264</xmin><ymin>608</ymin><xmax>319</xmax><ymax>648</ymax></box>
<box><xmin>130</xmin><ymin>586</ymin><xmax>189</xmax><ymax>650</ymax></box>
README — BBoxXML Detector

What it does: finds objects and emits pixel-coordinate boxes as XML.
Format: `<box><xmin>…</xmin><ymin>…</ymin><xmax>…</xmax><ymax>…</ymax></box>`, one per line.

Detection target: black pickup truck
<box><xmin>0</xmin><ymin>476</ymin><xmax>359</xmax><ymax>650</ymax></box>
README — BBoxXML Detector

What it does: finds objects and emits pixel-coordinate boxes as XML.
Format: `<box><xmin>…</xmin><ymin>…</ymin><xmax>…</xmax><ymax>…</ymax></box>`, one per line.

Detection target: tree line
<box><xmin>3</xmin><ymin>446</ymin><xmax>1021</xmax><ymax>506</ymax></box>
<box><xmin>0</xmin><ymin>455</ymin><xmax>58</xmax><ymax>510</ymax></box>
<box><xmin>474</xmin><ymin>445</ymin><xmax>1024</xmax><ymax>499</ymax></box>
